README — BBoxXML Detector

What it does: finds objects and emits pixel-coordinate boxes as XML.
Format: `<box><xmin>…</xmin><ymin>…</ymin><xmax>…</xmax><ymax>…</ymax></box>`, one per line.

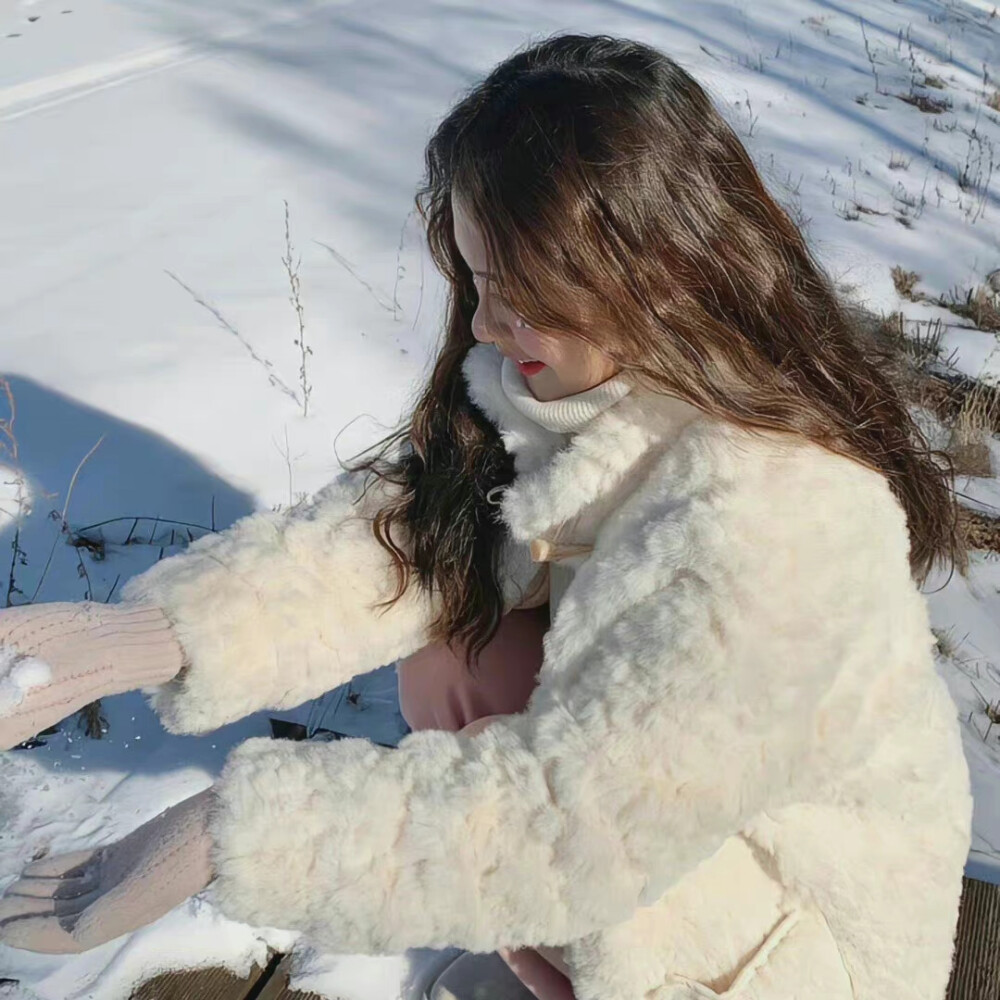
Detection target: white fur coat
<box><xmin>121</xmin><ymin>344</ymin><xmax>972</xmax><ymax>1000</ymax></box>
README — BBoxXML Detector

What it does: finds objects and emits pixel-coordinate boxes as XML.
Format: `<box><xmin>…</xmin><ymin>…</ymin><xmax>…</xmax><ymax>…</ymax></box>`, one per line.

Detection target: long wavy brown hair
<box><xmin>349</xmin><ymin>33</ymin><xmax>966</xmax><ymax>669</ymax></box>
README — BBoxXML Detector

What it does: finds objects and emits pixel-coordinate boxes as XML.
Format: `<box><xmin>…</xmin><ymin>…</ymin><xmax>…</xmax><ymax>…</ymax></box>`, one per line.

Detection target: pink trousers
<box><xmin>397</xmin><ymin>605</ymin><xmax>577</xmax><ymax>1000</ymax></box>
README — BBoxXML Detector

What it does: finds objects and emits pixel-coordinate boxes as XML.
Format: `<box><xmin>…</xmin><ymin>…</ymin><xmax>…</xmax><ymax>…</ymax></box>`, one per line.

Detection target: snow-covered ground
<box><xmin>1</xmin><ymin>0</ymin><xmax>998</xmax><ymax>997</ymax></box>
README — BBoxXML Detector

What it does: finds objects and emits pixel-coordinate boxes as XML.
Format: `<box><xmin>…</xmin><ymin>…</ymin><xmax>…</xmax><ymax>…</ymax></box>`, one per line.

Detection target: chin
<box><xmin>527</xmin><ymin>371</ymin><xmax>567</xmax><ymax>401</ymax></box>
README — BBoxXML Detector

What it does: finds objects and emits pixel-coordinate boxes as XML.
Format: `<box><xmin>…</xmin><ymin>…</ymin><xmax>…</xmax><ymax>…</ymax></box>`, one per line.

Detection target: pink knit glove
<box><xmin>0</xmin><ymin>787</ymin><xmax>216</xmax><ymax>953</ymax></box>
<box><xmin>0</xmin><ymin>602</ymin><xmax>184</xmax><ymax>750</ymax></box>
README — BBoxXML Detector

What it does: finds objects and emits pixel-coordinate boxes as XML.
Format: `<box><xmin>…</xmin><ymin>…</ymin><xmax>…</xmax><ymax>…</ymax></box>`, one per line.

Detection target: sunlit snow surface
<box><xmin>1</xmin><ymin>0</ymin><xmax>999</xmax><ymax>996</ymax></box>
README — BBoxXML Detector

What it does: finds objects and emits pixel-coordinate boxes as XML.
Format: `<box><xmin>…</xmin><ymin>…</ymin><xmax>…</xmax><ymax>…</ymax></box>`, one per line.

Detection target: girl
<box><xmin>0</xmin><ymin>34</ymin><xmax>973</xmax><ymax>1000</ymax></box>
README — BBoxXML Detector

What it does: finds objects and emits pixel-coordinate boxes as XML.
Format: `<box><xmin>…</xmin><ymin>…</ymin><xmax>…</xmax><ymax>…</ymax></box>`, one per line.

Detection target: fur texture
<box><xmin>120</xmin><ymin>474</ymin><xmax>439</xmax><ymax>734</ymax></box>
<box><xmin>132</xmin><ymin>344</ymin><xmax>972</xmax><ymax>999</ymax></box>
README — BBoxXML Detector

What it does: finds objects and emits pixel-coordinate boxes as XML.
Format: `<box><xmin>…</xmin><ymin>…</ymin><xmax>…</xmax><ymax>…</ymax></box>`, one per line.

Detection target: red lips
<box><xmin>516</xmin><ymin>360</ymin><xmax>546</xmax><ymax>377</ymax></box>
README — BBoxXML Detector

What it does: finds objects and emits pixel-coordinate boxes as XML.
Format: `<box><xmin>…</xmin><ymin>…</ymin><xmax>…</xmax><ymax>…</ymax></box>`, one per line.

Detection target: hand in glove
<box><xmin>0</xmin><ymin>787</ymin><xmax>216</xmax><ymax>953</ymax></box>
<box><xmin>0</xmin><ymin>601</ymin><xmax>184</xmax><ymax>750</ymax></box>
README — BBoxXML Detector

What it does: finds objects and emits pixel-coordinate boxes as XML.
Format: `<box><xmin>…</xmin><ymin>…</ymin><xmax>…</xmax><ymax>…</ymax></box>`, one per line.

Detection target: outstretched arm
<box><xmin>118</xmin><ymin>471</ymin><xmax>439</xmax><ymax>735</ymax></box>
<box><xmin>0</xmin><ymin>466</ymin><xmax>539</xmax><ymax>747</ymax></box>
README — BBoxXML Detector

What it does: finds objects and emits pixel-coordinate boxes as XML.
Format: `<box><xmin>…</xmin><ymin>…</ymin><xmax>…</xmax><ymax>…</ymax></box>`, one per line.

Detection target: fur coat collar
<box><xmin>461</xmin><ymin>343</ymin><xmax>703</xmax><ymax>544</ymax></box>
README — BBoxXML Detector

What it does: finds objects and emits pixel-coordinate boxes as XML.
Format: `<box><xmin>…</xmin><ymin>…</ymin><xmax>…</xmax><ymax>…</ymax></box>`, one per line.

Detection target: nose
<box><xmin>471</xmin><ymin>300</ymin><xmax>497</xmax><ymax>345</ymax></box>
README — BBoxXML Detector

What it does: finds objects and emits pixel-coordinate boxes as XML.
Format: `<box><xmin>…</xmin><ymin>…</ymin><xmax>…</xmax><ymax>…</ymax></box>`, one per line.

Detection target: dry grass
<box><xmin>891</xmin><ymin>266</ymin><xmax>921</xmax><ymax>299</ymax></box>
<box><xmin>958</xmin><ymin>507</ymin><xmax>1000</xmax><ymax>555</ymax></box>
<box><xmin>870</xmin><ymin>311</ymin><xmax>947</xmax><ymax>374</ymax></box>
<box><xmin>78</xmin><ymin>700</ymin><xmax>109</xmax><ymax>739</ymax></box>
<box><xmin>952</xmin><ymin>378</ymin><xmax>1000</xmax><ymax>438</ymax></box>
<box><xmin>947</xmin><ymin>380</ymin><xmax>999</xmax><ymax>477</ymax></box>
<box><xmin>940</xmin><ymin>286</ymin><xmax>1000</xmax><ymax>333</ymax></box>
<box><xmin>886</xmin><ymin>267</ymin><xmax>1000</xmax><ymax>333</ymax></box>
<box><xmin>913</xmin><ymin>370</ymin><xmax>1000</xmax><ymax>438</ymax></box>
<box><xmin>987</xmin><ymin>90</ymin><xmax>1000</xmax><ymax>113</ymax></box>
<box><xmin>932</xmin><ymin>626</ymin><xmax>961</xmax><ymax>659</ymax></box>
<box><xmin>863</xmin><ymin>310</ymin><xmax>1000</xmax><ymax>541</ymax></box>
<box><xmin>896</xmin><ymin>92</ymin><xmax>952</xmax><ymax>114</ymax></box>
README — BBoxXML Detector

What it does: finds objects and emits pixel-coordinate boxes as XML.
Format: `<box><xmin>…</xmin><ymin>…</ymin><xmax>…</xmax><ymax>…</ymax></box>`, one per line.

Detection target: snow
<box><xmin>0</xmin><ymin>0</ymin><xmax>998</xmax><ymax>996</ymax></box>
<box><xmin>926</xmin><ymin>555</ymin><xmax>1000</xmax><ymax>882</ymax></box>
<box><xmin>0</xmin><ymin>467</ymin><xmax>27</xmax><ymax>534</ymax></box>
<box><xmin>0</xmin><ymin>649</ymin><xmax>52</xmax><ymax>717</ymax></box>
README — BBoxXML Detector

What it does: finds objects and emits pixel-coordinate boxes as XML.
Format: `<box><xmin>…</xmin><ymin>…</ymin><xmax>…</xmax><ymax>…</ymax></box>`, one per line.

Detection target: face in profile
<box><xmin>451</xmin><ymin>195</ymin><xmax>620</xmax><ymax>402</ymax></box>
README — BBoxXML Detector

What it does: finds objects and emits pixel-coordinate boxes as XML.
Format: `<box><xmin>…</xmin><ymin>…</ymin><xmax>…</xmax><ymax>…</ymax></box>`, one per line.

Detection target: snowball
<box><xmin>0</xmin><ymin>643</ymin><xmax>53</xmax><ymax>717</ymax></box>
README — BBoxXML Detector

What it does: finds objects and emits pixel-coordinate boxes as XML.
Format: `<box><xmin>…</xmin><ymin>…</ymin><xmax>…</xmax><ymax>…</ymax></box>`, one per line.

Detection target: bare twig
<box><xmin>282</xmin><ymin>201</ymin><xmax>312</xmax><ymax>417</ymax></box>
<box><xmin>970</xmin><ymin>681</ymin><xmax>1000</xmax><ymax>742</ymax></box>
<box><xmin>75</xmin><ymin>514</ymin><xmax>215</xmax><ymax>536</ymax></box>
<box><xmin>166</xmin><ymin>270</ymin><xmax>302</xmax><ymax>407</ymax></box>
<box><xmin>273</xmin><ymin>424</ymin><xmax>306</xmax><ymax>509</ymax></box>
<box><xmin>1</xmin><ymin>379</ymin><xmax>29</xmax><ymax>608</ymax></box>
<box><xmin>75</xmin><ymin>547</ymin><xmax>93</xmax><ymax>601</ymax></box>
<box><xmin>392</xmin><ymin>210</ymin><xmax>412</xmax><ymax>321</ymax></box>
<box><xmin>0</xmin><ymin>378</ymin><xmax>16</xmax><ymax>461</ymax></box>
<box><xmin>6</xmin><ymin>525</ymin><xmax>26</xmax><ymax>609</ymax></box>
<box><xmin>410</xmin><ymin>230</ymin><xmax>426</xmax><ymax>335</ymax></box>
<box><xmin>62</xmin><ymin>438</ymin><xmax>104</xmax><ymax>526</ymax></box>
<box><xmin>315</xmin><ymin>240</ymin><xmax>395</xmax><ymax>312</ymax></box>
<box><xmin>29</xmin><ymin>436</ymin><xmax>105</xmax><ymax>603</ymax></box>
<box><xmin>860</xmin><ymin>17</ymin><xmax>883</xmax><ymax>96</ymax></box>
<box><xmin>743</xmin><ymin>90</ymin><xmax>758</xmax><ymax>138</ymax></box>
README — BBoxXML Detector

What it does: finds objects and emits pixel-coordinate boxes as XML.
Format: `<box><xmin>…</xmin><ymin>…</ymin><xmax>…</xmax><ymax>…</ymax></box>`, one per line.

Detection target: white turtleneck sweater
<box><xmin>498</xmin><ymin>355</ymin><xmax>633</xmax><ymax>614</ymax></box>
<box><xmin>499</xmin><ymin>356</ymin><xmax>632</xmax><ymax>435</ymax></box>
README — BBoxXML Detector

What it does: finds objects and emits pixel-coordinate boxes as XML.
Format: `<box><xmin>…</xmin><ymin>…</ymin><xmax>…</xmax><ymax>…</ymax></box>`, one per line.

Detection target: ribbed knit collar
<box><xmin>462</xmin><ymin>343</ymin><xmax>705</xmax><ymax>543</ymax></box>
<box><xmin>499</xmin><ymin>356</ymin><xmax>633</xmax><ymax>434</ymax></box>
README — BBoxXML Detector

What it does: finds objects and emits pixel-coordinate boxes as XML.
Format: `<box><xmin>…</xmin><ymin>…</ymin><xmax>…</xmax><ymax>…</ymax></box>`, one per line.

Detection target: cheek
<box><xmin>512</xmin><ymin>327</ymin><xmax>557</xmax><ymax>362</ymax></box>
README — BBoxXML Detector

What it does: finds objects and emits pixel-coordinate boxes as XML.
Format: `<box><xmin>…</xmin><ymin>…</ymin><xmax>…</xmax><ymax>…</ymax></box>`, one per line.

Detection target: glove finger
<box><xmin>0</xmin><ymin>893</ymin><xmax>55</xmax><ymax>922</ymax></box>
<box><xmin>0</xmin><ymin>913</ymin><xmax>83</xmax><ymax>954</ymax></box>
<box><xmin>50</xmin><ymin>886</ymin><xmax>103</xmax><ymax>920</ymax></box>
<box><xmin>0</xmin><ymin>885</ymin><xmax>103</xmax><ymax>924</ymax></box>
<box><xmin>22</xmin><ymin>848</ymin><xmax>97</xmax><ymax>878</ymax></box>
<box><xmin>6</xmin><ymin>867</ymin><xmax>101</xmax><ymax>900</ymax></box>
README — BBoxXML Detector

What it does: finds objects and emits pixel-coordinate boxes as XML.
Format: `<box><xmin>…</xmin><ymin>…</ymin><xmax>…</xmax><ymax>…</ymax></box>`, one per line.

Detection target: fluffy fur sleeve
<box><xmin>203</xmin><ymin>428</ymin><xmax>937</xmax><ymax>952</ymax></box>
<box><xmin>119</xmin><ymin>472</ymin><xmax>438</xmax><ymax>735</ymax></box>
